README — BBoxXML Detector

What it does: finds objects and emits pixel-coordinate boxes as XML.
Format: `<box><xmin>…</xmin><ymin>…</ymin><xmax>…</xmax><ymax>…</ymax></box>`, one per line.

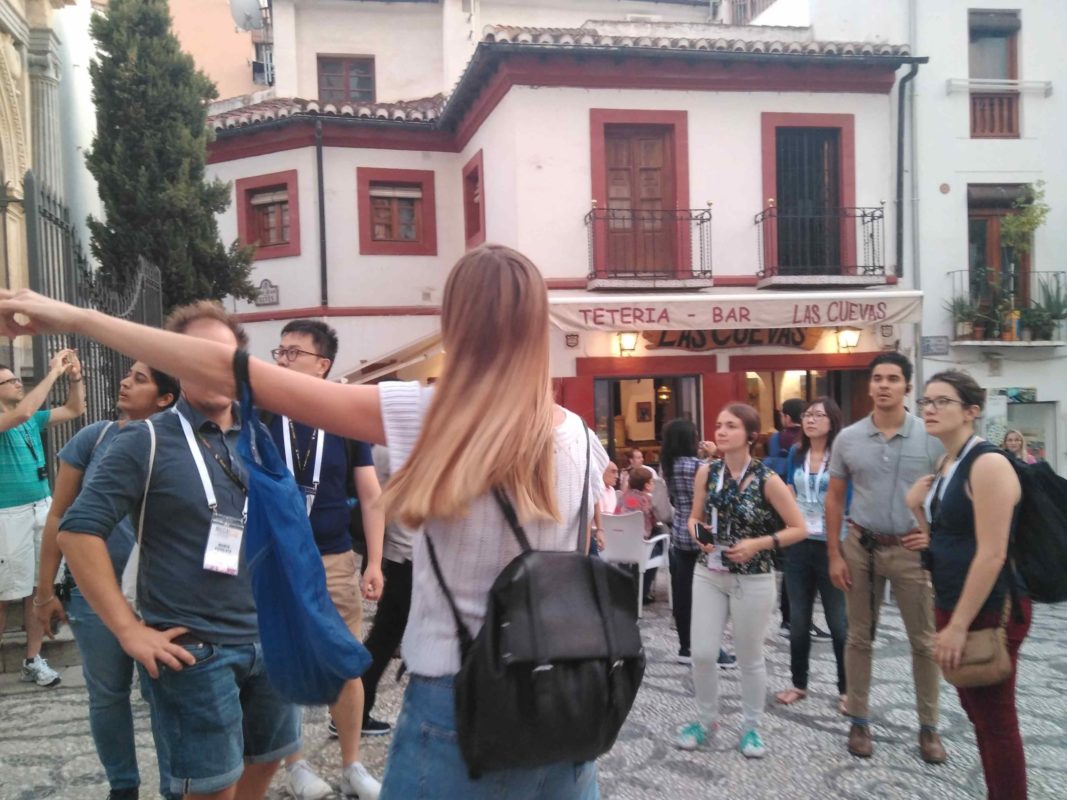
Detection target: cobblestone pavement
<box><xmin>2</xmin><ymin>577</ymin><xmax>1065</xmax><ymax>799</ymax></box>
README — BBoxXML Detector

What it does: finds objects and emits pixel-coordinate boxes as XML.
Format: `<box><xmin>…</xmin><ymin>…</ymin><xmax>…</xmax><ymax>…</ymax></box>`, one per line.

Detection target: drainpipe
<box><xmin>895</xmin><ymin>62</ymin><xmax>920</xmax><ymax>281</ymax></box>
<box><xmin>315</xmin><ymin>120</ymin><xmax>329</xmax><ymax>307</ymax></box>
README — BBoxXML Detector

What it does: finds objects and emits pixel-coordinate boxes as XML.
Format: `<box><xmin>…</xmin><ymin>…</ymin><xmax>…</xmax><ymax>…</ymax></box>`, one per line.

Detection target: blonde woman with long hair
<box><xmin>0</xmin><ymin>245</ymin><xmax>611</xmax><ymax>800</ymax></box>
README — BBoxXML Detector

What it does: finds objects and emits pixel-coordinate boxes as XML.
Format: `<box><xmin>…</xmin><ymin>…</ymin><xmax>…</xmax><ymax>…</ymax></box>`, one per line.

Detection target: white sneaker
<box><xmin>21</xmin><ymin>655</ymin><xmax>61</xmax><ymax>687</ymax></box>
<box><xmin>284</xmin><ymin>760</ymin><xmax>332</xmax><ymax>800</ymax></box>
<box><xmin>341</xmin><ymin>762</ymin><xmax>381</xmax><ymax>800</ymax></box>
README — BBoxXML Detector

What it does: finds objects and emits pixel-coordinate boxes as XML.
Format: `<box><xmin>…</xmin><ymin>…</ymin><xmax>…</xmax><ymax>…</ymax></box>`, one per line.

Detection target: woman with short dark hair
<box><xmin>907</xmin><ymin>370</ymin><xmax>1030</xmax><ymax>800</ymax></box>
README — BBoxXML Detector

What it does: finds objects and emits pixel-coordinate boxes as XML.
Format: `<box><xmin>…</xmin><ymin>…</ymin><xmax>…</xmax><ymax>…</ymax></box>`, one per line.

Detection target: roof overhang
<box><xmin>548</xmin><ymin>290</ymin><xmax>923</xmax><ymax>332</ymax></box>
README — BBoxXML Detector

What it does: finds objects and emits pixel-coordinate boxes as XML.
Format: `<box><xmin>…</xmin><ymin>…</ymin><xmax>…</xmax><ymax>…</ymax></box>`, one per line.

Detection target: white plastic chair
<box><xmin>599</xmin><ymin>510</ymin><xmax>671</xmax><ymax>618</ymax></box>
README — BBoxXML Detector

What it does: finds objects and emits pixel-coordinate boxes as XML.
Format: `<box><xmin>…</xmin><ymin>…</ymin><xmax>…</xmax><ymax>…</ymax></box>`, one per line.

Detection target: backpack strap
<box><xmin>91</xmin><ymin>421</ymin><xmax>115</xmax><ymax>456</ymax></box>
<box><xmin>575</xmin><ymin>424</ymin><xmax>591</xmax><ymax>553</ymax></box>
<box><xmin>424</xmin><ymin>534</ymin><xmax>475</xmax><ymax>659</ymax></box>
<box><xmin>135</xmin><ymin>420</ymin><xmax>157</xmax><ymax>551</ymax></box>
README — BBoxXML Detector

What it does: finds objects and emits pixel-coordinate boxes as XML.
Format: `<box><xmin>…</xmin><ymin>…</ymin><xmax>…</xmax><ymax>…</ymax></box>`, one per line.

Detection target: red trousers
<box><xmin>935</xmin><ymin>596</ymin><xmax>1032</xmax><ymax>800</ymax></box>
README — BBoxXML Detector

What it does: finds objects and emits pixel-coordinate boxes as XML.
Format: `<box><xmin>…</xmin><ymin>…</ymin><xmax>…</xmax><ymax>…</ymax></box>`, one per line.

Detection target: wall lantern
<box><xmin>656</xmin><ymin>384</ymin><xmax>672</xmax><ymax>404</ymax></box>
<box><xmin>618</xmin><ymin>331</ymin><xmax>639</xmax><ymax>355</ymax></box>
<box><xmin>836</xmin><ymin>327</ymin><xmax>861</xmax><ymax>351</ymax></box>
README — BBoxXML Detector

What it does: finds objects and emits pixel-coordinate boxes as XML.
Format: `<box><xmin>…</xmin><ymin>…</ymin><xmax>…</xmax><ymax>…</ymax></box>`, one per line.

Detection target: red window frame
<box><xmin>760</xmin><ymin>112</ymin><xmax>856</xmax><ymax>272</ymax></box>
<box><xmin>589</xmin><ymin>109</ymin><xmax>690</xmax><ymax>277</ymax></box>
<box><xmin>357</xmin><ymin>167</ymin><xmax>437</xmax><ymax>256</ymax></box>
<box><xmin>236</xmin><ymin>170</ymin><xmax>300</xmax><ymax>260</ymax></box>
<box><xmin>462</xmin><ymin>150</ymin><xmax>486</xmax><ymax>249</ymax></box>
<box><xmin>317</xmin><ymin>55</ymin><xmax>376</xmax><ymax>105</ymax></box>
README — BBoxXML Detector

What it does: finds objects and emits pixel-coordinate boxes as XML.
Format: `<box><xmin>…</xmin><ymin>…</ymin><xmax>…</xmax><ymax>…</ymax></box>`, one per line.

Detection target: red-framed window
<box><xmin>357</xmin><ymin>167</ymin><xmax>437</xmax><ymax>256</ymax></box>
<box><xmin>589</xmin><ymin>110</ymin><xmax>690</xmax><ymax>277</ymax></box>
<box><xmin>235</xmin><ymin>170</ymin><xmax>300</xmax><ymax>260</ymax></box>
<box><xmin>760</xmin><ymin>113</ymin><xmax>856</xmax><ymax>274</ymax></box>
<box><xmin>318</xmin><ymin>56</ymin><xmax>375</xmax><ymax>105</ymax></box>
<box><xmin>462</xmin><ymin>150</ymin><xmax>485</xmax><ymax>248</ymax></box>
<box><xmin>968</xmin><ymin>10</ymin><xmax>1020</xmax><ymax>138</ymax></box>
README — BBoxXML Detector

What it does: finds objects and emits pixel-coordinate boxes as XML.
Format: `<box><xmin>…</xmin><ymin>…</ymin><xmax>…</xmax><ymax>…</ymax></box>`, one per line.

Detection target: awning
<box><xmin>548</xmin><ymin>289</ymin><xmax>923</xmax><ymax>332</ymax></box>
<box><xmin>338</xmin><ymin>331</ymin><xmax>443</xmax><ymax>385</ymax></box>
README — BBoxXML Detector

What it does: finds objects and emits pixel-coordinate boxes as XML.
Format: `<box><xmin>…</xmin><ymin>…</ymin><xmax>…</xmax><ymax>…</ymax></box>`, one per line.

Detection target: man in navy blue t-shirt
<box><xmin>268</xmin><ymin>320</ymin><xmax>384</xmax><ymax>800</ymax></box>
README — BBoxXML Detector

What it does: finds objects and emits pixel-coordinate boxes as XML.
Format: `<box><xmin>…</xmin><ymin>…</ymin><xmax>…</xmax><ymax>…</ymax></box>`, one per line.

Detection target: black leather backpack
<box><xmin>424</xmin><ymin>428</ymin><xmax>646</xmax><ymax>778</ymax></box>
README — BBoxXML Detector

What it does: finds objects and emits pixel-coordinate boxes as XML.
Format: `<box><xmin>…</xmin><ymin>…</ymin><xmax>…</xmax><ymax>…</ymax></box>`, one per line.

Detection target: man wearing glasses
<box><xmin>825</xmin><ymin>352</ymin><xmax>946</xmax><ymax>764</ymax></box>
<box><xmin>0</xmin><ymin>350</ymin><xmax>85</xmax><ymax>687</ymax></box>
<box><xmin>268</xmin><ymin>320</ymin><xmax>385</xmax><ymax>800</ymax></box>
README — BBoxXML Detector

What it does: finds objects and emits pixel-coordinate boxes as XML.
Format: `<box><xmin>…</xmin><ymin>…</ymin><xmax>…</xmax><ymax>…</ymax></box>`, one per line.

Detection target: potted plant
<box><xmin>1037</xmin><ymin>277</ymin><xmax>1067</xmax><ymax>341</ymax></box>
<box><xmin>999</xmin><ymin>181</ymin><xmax>1051</xmax><ymax>265</ymax></box>
<box><xmin>943</xmin><ymin>295</ymin><xmax>978</xmax><ymax>339</ymax></box>
<box><xmin>1018</xmin><ymin>306</ymin><xmax>1049</xmax><ymax>342</ymax></box>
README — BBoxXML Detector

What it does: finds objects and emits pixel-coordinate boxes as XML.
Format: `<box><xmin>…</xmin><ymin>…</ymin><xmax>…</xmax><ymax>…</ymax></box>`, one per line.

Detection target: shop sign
<box><xmin>548</xmin><ymin>291</ymin><xmax>922</xmax><ymax>333</ymax></box>
<box><xmin>643</xmin><ymin>327</ymin><xmax>824</xmax><ymax>352</ymax></box>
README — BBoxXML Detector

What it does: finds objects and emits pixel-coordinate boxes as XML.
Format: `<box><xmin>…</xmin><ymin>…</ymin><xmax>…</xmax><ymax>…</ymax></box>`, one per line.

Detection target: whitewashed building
<box><xmin>205</xmin><ymin>0</ymin><xmax>1066</xmax><ymax>471</ymax></box>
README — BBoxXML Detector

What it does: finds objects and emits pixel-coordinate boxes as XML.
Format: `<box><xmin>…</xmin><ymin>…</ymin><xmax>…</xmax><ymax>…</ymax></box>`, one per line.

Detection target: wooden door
<box><xmin>605</xmin><ymin>126</ymin><xmax>676</xmax><ymax>275</ymax></box>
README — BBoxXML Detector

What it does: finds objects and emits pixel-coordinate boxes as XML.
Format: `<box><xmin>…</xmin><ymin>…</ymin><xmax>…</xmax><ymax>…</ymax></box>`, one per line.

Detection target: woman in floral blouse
<box><xmin>675</xmin><ymin>404</ymin><xmax>806</xmax><ymax>759</ymax></box>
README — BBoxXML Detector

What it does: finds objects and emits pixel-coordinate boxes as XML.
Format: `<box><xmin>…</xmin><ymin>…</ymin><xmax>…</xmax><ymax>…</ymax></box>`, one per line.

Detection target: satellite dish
<box><xmin>229</xmin><ymin>0</ymin><xmax>265</xmax><ymax>31</ymax></box>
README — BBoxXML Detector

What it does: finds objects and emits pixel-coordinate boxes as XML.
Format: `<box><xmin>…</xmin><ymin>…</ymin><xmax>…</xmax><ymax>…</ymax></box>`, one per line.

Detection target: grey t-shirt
<box><xmin>58</xmin><ymin>421</ymin><xmax>134</xmax><ymax>579</ymax></box>
<box><xmin>829</xmin><ymin>412</ymin><xmax>944</xmax><ymax>536</ymax></box>
<box><xmin>60</xmin><ymin>399</ymin><xmax>256</xmax><ymax>644</ymax></box>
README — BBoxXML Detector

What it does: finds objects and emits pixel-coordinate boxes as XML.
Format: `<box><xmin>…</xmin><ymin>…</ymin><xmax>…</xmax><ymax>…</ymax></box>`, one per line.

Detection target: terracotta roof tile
<box><xmin>481</xmin><ymin>24</ymin><xmax>911</xmax><ymax>57</ymax></box>
<box><xmin>209</xmin><ymin>94</ymin><xmax>444</xmax><ymax>131</ymax></box>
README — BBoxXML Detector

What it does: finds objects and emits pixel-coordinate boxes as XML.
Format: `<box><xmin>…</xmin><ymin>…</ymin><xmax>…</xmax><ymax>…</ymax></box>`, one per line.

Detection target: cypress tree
<box><xmin>86</xmin><ymin>0</ymin><xmax>256</xmax><ymax>310</ymax></box>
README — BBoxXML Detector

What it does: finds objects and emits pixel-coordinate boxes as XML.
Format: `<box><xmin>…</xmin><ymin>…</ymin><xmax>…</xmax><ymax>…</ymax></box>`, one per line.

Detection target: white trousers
<box><xmin>690</xmin><ymin>567</ymin><xmax>777</xmax><ymax>731</ymax></box>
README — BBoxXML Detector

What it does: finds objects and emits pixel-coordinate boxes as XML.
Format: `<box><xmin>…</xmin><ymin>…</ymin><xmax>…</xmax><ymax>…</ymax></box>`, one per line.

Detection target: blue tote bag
<box><xmin>234</xmin><ymin>350</ymin><xmax>371</xmax><ymax>705</ymax></box>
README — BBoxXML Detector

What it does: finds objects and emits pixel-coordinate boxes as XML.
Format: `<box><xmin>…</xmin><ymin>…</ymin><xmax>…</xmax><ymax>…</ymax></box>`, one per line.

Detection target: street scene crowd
<box><xmin>0</xmin><ymin>244</ymin><xmax>1049</xmax><ymax>800</ymax></box>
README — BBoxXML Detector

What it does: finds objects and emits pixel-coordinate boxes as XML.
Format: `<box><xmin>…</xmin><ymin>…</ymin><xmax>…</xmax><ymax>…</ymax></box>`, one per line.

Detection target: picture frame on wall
<box><xmin>636</xmin><ymin>402</ymin><xmax>653</xmax><ymax>422</ymax></box>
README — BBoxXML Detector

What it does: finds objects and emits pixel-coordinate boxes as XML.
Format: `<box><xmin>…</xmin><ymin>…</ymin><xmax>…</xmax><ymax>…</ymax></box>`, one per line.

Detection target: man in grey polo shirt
<box><xmin>825</xmin><ymin>352</ymin><xmax>946</xmax><ymax>764</ymax></box>
<box><xmin>58</xmin><ymin>302</ymin><xmax>300</xmax><ymax>800</ymax></box>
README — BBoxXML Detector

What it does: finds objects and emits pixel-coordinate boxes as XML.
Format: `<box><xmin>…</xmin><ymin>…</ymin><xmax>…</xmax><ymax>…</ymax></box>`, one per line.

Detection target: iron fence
<box><xmin>946</xmin><ymin>268</ymin><xmax>1067</xmax><ymax>342</ymax></box>
<box><xmin>756</xmin><ymin>205</ymin><xmax>886</xmax><ymax>279</ymax></box>
<box><xmin>24</xmin><ymin>169</ymin><xmax>162</xmax><ymax>472</ymax></box>
<box><xmin>585</xmin><ymin>207</ymin><xmax>713</xmax><ymax>281</ymax></box>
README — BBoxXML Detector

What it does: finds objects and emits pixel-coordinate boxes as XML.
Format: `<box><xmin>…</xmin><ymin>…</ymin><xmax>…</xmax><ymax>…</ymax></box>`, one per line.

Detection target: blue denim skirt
<box><xmin>380</xmin><ymin>674</ymin><xmax>601</xmax><ymax>800</ymax></box>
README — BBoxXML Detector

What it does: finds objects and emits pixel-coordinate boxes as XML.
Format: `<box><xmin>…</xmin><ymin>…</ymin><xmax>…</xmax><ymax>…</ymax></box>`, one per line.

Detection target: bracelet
<box><xmin>32</xmin><ymin>594</ymin><xmax>56</xmax><ymax>607</ymax></box>
<box><xmin>770</xmin><ymin>532</ymin><xmax>781</xmax><ymax>552</ymax></box>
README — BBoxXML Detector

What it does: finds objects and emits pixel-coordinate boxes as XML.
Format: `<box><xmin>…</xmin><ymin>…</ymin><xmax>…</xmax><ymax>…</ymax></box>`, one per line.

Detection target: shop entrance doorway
<box><xmin>744</xmin><ymin>368</ymin><xmax>872</xmax><ymax>433</ymax></box>
<box><xmin>594</xmin><ymin>375</ymin><xmax>701</xmax><ymax>464</ymax></box>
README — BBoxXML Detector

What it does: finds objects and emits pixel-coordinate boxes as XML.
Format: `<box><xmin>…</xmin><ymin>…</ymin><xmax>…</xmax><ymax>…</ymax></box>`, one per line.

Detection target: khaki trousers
<box><xmin>842</xmin><ymin>527</ymin><xmax>939</xmax><ymax>727</ymax></box>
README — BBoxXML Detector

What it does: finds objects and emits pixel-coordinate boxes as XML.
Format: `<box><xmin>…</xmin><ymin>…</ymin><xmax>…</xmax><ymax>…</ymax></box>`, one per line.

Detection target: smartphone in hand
<box><xmin>694</xmin><ymin>522</ymin><xmax>715</xmax><ymax>546</ymax></box>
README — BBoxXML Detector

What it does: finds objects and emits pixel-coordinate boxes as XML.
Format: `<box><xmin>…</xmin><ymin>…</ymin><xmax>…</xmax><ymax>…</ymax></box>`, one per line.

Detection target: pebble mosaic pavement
<box><xmin>1</xmin><ymin>574</ymin><xmax>1065</xmax><ymax>799</ymax></box>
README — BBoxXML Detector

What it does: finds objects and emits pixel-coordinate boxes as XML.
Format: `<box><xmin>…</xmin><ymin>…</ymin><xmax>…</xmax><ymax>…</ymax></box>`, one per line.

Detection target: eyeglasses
<box><xmin>801</xmin><ymin>411</ymin><xmax>828</xmax><ymax>420</ymax></box>
<box><xmin>916</xmin><ymin>396</ymin><xmax>966</xmax><ymax>411</ymax></box>
<box><xmin>0</xmin><ymin>377</ymin><xmax>22</xmax><ymax>387</ymax></box>
<box><xmin>271</xmin><ymin>347</ymin><xmax>323</xmax><ymax>363</ymax></box>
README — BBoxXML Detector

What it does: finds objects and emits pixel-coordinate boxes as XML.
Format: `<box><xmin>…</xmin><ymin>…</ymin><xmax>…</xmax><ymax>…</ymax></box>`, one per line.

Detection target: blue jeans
<box><xmin>66</xmin><ymin>588</ymin><xmax>174</xmax><ymax>795</ymax></box>
<box><xmin>783</xmin><ymin>539</ymin><xmax>848</xmax><ymax>693</ymax></box>
<box><xmin>381</xmin><ymin>675</ymin><xmax>601</xmax><ymax>800</ymax></box>
<box><xmin>139</xmin><ymin>640</ymin><xmax>301</xmax><ymax>796</ymax></box>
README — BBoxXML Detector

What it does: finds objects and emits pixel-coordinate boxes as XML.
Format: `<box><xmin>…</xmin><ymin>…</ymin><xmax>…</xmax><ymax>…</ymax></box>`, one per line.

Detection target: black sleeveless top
<box><xmin>928</xmin><ymin>441</ymin><xmax>1019</xmax><ymax>615</ymax></box>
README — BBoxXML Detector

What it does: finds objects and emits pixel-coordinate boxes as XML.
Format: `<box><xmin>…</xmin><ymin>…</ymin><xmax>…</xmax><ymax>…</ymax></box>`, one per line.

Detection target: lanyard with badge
<box><xmin>282</xmin><ymin>416</ymin><xmax>324</xmax><ymax>516</ymax></box>
<box><xmin>800</xmin><ymin>451</ymin><xmax>829</xmax><ymax>534</ymax></box>
<box><xmin>707</xmin><ymin>459</ymin><xmax>751</xmax><ymax>571</ymax></box>
<box><xmin>175</xmin><ymin>410</ymin><xmax>247</xmax><ymax>576</ymax></box>
<box><xmin>18</xmin><ymin>423</ymin><xmax>48</xmax><ymax>482</ymax></box>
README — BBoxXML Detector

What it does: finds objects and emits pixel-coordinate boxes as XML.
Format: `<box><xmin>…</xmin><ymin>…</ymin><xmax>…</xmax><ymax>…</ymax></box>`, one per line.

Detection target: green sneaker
<box><xmin>675</xmin><ymin>721</ymin><xmax>715</xmax><ymax>750</ymax></box>
<box><xmin>739</xmin><ymin>729</ymin><xmax>766</xmax><ymax>759</ymax></box>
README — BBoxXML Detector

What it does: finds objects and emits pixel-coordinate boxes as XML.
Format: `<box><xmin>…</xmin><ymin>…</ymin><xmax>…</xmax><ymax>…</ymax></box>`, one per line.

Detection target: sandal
<box><xmin>838</xmin><ymin>694</ymin><xmax>849</xmax><ymax>716</ymax></box>
<box><xmin>775</xmin><ymin>687</ymin><xmax>808</xmax><ymax>705</ymax></box>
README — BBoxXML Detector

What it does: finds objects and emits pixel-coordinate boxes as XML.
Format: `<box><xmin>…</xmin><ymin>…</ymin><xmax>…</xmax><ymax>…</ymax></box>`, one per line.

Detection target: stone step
<box><xmin>2</xmin><ymin>601</ymin><xmax>81</xmax><ymax>674</ymax></box>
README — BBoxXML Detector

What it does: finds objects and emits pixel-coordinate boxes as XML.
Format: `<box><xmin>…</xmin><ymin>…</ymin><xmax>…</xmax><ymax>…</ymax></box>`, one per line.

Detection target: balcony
<box><xmin>971</xmin><ymin>92</ymin><xmax>1020</xmax><ymax>138</ymax></box>
<box><xmin>585</xmin><ymin>207</ymin><xmax>712</xmax><ymax>290</ymax></box>
<box><xmin>946</xmin><ymin>269</ymin><xmax>1067</xmax><ymax>346</ymax></box>
<box><xmin>755</xmin><ymin>205</ymin><xmax>887</xmax><ymax>289</ymax></box>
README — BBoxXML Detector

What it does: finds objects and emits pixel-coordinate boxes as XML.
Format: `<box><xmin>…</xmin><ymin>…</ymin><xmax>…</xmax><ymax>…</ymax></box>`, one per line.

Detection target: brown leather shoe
<box><xmin>847</xmin><ymin>723</ymin><xmax>873</xmax><ymax>758</ymax></box>
<box><xmin>919</xmin><ymin>729</ymin><xmax>947</xmax><ymax>764</ymax></box>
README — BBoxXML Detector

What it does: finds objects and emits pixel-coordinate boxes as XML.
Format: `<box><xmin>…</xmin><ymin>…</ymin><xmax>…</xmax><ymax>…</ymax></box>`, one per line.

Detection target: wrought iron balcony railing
<box><xmin>756</xmin><ymin>205</ymin><xmax>886</xmax><ymax>281</ymax></box>
<box><xmin>585</xmin><ymin>207</ymin><xmax>712</xmax><ymax>283</ymax></box>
